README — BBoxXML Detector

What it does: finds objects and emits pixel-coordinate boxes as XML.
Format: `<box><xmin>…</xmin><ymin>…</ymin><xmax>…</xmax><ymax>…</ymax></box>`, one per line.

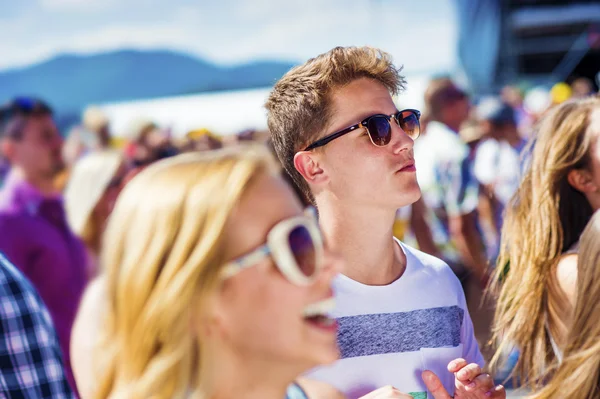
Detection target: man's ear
<box><xmin>294</xmin><ymin>151</ymin><xmax>327</xmax><ymax>185</ymax></box>
<box><xmin>567</xmin><ymin>168</ymin><xmax>598</xmax><ymax>194</ymax></box>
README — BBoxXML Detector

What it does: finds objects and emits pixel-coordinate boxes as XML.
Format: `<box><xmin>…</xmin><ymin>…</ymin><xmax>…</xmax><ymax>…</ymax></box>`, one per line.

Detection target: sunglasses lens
<box><xmin>288</xmin><ymin>225</ymin><xmax>317</xmax><ymax>278</ymax></box>
<box><xmin>399</xmin><ymin>111</ymin><xmax>421</xmax><ymax>139</ymax></box>
<box><xmin>367</xmin><ymin>116</ymin><xmax>392</xmax><ymax>146</ymax></box>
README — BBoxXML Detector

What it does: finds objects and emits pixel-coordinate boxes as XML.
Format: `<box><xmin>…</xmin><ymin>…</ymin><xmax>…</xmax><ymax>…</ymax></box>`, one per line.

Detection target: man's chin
<box><xmin>395</xmin><ymin>188</ymin><xmax>422</xmax><ymax>207</ymax></box>
<box><xmin>412</xmin><ymin>189</ymin><xmax>422</xmax><ymax>202</ymax></box>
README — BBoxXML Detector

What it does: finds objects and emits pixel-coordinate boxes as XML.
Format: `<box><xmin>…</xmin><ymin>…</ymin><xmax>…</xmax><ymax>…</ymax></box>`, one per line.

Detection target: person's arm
<box><xmin>0</xmin><ymin>255</ymin><xmax>75</xmax><ymax>398</ymax></box>
<box><xmin>449</xmin><ymin>211</ymin><xmax>488</xmax><ymax>281</ymax></box>
<box><xmin>477</xmin><ymin>184</ymin><xmax>500</xmax><ymax>239</ymax></box>
<box><xmin>443</xmin><ymin>155</ymin><xmax>489</xmax><ymax>281</ymax></box>
<box><xmin>410</xmin><ymin>197</ymin><xmax>441</xmax><ymax>257</ymax></box>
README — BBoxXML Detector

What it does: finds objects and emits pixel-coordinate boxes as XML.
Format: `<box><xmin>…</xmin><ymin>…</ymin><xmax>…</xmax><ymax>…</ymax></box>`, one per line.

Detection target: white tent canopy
<box><xmin>98</xmin><ymin>74</ymin><xmax>432</xmax><ymax>138</ymax></box>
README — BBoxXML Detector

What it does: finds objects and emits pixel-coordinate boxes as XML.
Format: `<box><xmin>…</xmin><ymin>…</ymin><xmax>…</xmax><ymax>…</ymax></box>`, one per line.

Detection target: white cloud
<box><xmin>0</xmin><ymin>13</ymin><xmax>196</xmax><ymax>70</ymax></box>
<box><xmin>62</xmin><ymin>25</ymin><xmax>191</xmax><ymax>53</ymax></box>
<box><xmin>200</xmin><ymin>1</ymin><xmax>457</xmax><ymax>71</ymax></box>
<box><xmin>40</xmin><ymin>0</ymin><xmax>118</xmax><ymax>11</ymax></box>
<box><xmin>0</xmin><ymin>0</ymin><xmax>457</xmax><ymax>73</ymax></box>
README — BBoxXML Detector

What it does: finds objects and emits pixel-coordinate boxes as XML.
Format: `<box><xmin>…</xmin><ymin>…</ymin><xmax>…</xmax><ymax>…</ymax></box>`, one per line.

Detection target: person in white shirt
<box><xmin>266</xmin><ymin>46</ymin><xmax>505</xmax><ymax>399</ymax></box>
<box><xmin>473</xmin><ymin>97</ymin><xmax>527</xmax><ymax>261</ymax></box>
<box><xmin>413</xmin><ymin>79</ymin><xmax>488</xmax><ymax>288</ymax></box>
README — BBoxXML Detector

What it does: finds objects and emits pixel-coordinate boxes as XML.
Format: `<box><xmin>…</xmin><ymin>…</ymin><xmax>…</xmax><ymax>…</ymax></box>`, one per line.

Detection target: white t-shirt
<box><xmin>473</xmin><ymin>138</ymin><xmax>524</xmax><ymax>206</ymax></box>
<box><xmin>307</xmin><ymin>240</ymin><xmax>484</xmax><ymax>399</ymax></box>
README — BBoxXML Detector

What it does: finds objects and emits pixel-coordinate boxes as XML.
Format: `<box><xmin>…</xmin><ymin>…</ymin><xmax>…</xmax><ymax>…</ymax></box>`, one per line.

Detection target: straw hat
<box><xmin>64</xmin><ymin>150</ymin><xmax>124</xmax><ymax>238</ymax></box>
<box><xmin>82</xmin><ymin>106</ymin><xmax>109</xmax><ymax>133</ymax></box>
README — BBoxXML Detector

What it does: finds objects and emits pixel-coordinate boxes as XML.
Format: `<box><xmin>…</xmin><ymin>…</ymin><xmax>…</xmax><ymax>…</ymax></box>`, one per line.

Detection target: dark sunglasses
<box><xmin>304</xmin><ymin>109</ymin><xmax>421</xmax><ymax>151</ymax></box>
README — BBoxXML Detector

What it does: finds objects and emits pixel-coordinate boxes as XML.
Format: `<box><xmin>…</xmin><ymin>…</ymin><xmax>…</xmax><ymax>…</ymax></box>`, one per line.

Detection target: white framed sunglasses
<box><xmin>221</xmin><ymin>211</ymin><xmax>324</xmax><ymax>286</ymax></box>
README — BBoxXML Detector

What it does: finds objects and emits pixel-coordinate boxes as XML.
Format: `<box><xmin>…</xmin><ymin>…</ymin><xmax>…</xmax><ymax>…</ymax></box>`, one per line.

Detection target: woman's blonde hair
<box><xmin>529</xmin><ymin>210</ymin><xmax>600</xmax><ymax>399</ymax></box>
<box><xmin>93</xmin><ymin>145</ymin><xmax>278</xmax><ymax>399</ymax></box>
<box><xmin>64</xmin><ymin>150</ymin><xmax>124</xmax><ymax>254</ymax></box>
<box><xmin>490</xmin><ymin>96</ymin><xmax>600</xmax><ymax>388</ymax></box>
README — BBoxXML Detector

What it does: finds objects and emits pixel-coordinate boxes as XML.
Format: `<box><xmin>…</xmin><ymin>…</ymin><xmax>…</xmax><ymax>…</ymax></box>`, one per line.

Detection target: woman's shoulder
<box><xmin>555</xmin><ymin>253</ymin><xmax>578</xmax><ymax>306</ymax></box>
<box><xmin>79</xmin><ymin>276</ymin><xmax>107</xmax><ymax>313</ymax></box>
<box><xmin>71</xmin><ymin>277</ymin><xmax>107</xmax><ymax>398</ymax></box>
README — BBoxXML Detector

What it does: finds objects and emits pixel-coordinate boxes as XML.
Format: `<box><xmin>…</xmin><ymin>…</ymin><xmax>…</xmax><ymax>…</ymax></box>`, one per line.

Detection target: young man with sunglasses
<box><xmin>266</xmin><ymin>47</ymin><xmax>505</xmax><ymax>399</ymax></box>
<box><xmin>0</xmin><ymin>98</ymin><xmax>88</xmax><ymax>393</ymax></box>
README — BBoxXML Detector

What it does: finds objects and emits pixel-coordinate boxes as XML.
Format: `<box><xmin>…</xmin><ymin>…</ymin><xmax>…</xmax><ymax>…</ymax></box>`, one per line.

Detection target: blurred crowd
<box><xmin>0</xmin><ymin>45</ymin><xmax>598</xmax><ymax>399</ymax></box>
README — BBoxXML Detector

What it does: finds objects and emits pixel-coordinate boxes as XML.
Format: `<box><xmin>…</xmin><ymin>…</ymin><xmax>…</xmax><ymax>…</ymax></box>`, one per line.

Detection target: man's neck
<box><xmin>11</xmin><ymin>168</ymin><xmax>57</xmax><ymax>197</ymax></box>
<box><xmin>316</xmin><ymin>197</ymin><xmax>407</xmax><ymax>286</ymax></box>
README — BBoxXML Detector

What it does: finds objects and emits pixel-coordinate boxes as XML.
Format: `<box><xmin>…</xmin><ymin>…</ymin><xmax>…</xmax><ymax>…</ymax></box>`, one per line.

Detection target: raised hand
<box><xmin>422</xmin><ymin>370</ymin><xmax>452</xmax><ymax>399</ymax></box>
<box><xmin>448</xmin><ymin>358</ymin><xmax>506</xmax><ymax>398</ymax></box>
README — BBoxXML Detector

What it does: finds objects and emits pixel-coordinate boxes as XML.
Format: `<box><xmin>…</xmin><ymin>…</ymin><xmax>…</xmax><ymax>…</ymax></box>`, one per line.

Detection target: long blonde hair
<box><xmin>529</xmin><ymin>210</ymin><xmax>600</xmax><ymax>399</ymax></box>
<box><xmin>93</xmin><ymin>146</ymin><xmax>277</xmax><ymax>399</ymax></box>
<box><xmin>490</xmin><ymin>96</ymin><xmax>600</xmax><ymax>388</ymax></box>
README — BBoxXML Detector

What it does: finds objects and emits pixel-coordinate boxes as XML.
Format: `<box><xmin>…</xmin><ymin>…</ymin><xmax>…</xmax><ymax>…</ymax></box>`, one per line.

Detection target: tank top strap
<box><xmin>285</xmin><ymin>382</ymin><xmax>309</xmax><ymax>399</ymax></box>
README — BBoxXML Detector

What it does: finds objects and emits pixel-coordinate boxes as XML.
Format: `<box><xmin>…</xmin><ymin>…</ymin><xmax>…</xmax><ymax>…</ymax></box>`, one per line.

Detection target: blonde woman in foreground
<box><xmin>529</xmin><ymin>210</ymin><xmax>600</xmax><ymax>399</ymax></box>
<box><xmin>72</xmin><ymin>146</ymin><xmax>341</xmax><ymax>399</ymax></box>
<box><xmin>490</xmin><ymin>95</ymin><xmax>600</xmax><ymax>388</ymax></box>
<box><xmin>71</xmin><ymin>146</ymin><xmax>461</xmax><ymax>399</ymax></box>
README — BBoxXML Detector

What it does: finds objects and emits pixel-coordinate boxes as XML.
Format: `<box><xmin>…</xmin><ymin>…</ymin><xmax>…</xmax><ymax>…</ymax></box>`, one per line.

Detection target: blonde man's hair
<box><xmin>93</xmin><ymin>145</ymin><xmax>278</xmax><ymax>399</ymax></box>
<box><xmin>266</xmin><ymin>46</ymin><xmax>406</xmax><ymax>202</ymax></box>
<box><xmin>529</xmin><ymin>210</ymin><xmax>600</xmax><ymax>399</ymax></box>
<box><xmin>490</xmin><ymin>96</ymin><xmax>600</xmax><ymax>388</ymax></box>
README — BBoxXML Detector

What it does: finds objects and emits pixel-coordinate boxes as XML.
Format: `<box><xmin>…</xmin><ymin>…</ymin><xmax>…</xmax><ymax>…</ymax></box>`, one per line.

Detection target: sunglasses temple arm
<box><xmin>221</xmin><ymin>245</ymin><xmax>271</xmax><ymax>279</ymax></box>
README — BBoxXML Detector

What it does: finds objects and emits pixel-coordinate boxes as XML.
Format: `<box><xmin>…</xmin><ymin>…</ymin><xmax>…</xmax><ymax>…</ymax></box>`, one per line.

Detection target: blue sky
<box><xmin>0</xmin><ymin>0</ymin><xmax>458</xmax><ymax>73</ymax></box>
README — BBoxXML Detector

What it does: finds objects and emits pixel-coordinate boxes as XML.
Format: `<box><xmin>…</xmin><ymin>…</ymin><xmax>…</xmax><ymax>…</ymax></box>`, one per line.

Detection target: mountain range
<box><xmin>0</xmin><ymin>49</ymin><xmax>297</xmax><ymax>114</ymax></box>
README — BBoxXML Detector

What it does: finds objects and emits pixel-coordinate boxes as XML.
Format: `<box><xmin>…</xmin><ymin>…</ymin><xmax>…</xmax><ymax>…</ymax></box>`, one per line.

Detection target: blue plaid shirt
<box><xmin>0</xmin><ymin>254</ymin><xmax>75</xmax><ymax>398</ymax></box>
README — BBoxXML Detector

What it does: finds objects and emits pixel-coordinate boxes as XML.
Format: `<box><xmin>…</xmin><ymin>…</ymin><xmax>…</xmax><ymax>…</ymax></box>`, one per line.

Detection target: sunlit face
<box><xmin>10</xmin><ymin>115</ymin><xmax>64</xmax><ymax>179</ymax></box>
<box><xmin>312</xmin><ymin>78</ymin><xmax>421</xmax><ymax>209</ymax></box>
<box><xmin>214</xmin><ymin>173</ymin><xmax>341</xmax><ymax>370</ymax></box>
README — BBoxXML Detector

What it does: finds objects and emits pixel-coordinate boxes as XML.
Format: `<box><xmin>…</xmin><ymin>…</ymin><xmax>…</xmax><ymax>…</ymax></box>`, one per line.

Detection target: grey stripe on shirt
<box><xmin>337</xmin><ymin>305</ymin><xmax>464</xmax><ymax>358</ymax></box>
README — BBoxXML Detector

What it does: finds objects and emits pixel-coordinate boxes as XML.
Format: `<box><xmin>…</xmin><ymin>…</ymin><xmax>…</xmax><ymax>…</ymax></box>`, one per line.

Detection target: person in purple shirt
<box><xmin>0</xmin><ymin>97</ymin><xmax>88</xmax><ymax>394</ymax></box>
